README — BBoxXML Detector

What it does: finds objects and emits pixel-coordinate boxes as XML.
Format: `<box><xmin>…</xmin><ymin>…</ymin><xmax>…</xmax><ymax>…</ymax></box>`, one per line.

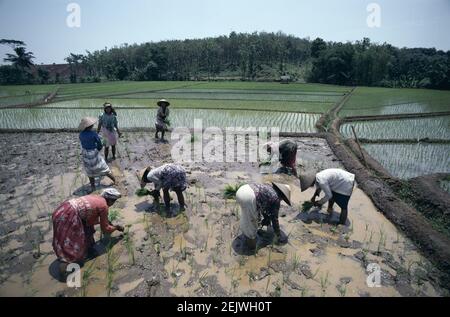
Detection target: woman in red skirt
<box><xmin>52</xmin><ymin>188</ymin><xmax>124</xmax><ymax>274</ymax></box>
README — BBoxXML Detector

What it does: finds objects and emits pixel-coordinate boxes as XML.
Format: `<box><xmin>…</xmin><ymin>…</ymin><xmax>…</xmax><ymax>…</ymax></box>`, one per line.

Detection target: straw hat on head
<box><xmin>272</xmin><ymin>182</ymin><xmax>291</xmax><ymax>206</ymax></box>
<box><xmin>78</xmin><ymin>117</ymin><xmax>98</xmax><ymax>131</ymax></box>
<box><xmin>299</xmin><ymin>173</ymin><xmax>316</xmax><ymax>192</ymax></box>
<box><xmin>136</xmin><ymin>167</ymin><xmax>154</xmax><ymax>183</ymax></box>
<box><xmin>103</xmin><ymin>102</ymin><xmax>113</xmax><ymax>109</ymax></box>
<box><xmin>157</xmin><ymin>99</ymin><xmax>170</xmax><ymax>107</ymax></box>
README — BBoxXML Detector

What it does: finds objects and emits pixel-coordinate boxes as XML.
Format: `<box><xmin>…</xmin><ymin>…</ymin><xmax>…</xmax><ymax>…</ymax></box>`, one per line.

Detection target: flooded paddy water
<box><xmin>0</xmin><ymin>133</ymin><xmax>448</xmax><ymax>297</ymax></box>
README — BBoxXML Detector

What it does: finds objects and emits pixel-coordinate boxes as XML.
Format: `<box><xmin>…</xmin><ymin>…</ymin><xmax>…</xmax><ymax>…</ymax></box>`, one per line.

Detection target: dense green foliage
<box><xmin>2</xmin><ymin>33</ymin><xmax>449</xmax><ymax>89</ymax></box>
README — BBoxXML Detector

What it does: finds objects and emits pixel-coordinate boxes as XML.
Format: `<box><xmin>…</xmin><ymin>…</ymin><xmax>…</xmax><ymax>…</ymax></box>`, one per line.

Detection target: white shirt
<box><xmin>315</xmin><ymin>169</ymin><xmax>355</xmax><ymax>205</ymax></box>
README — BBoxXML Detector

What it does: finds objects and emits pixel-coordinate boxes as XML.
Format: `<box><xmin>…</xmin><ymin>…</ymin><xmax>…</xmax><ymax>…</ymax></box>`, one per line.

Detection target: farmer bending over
<box><xmin>52</xmin><ymin>188</ymin><xmax>124</xmax><ymax>278</ymax></box>
<box><xmin>137</xmin><ymin>163</ymin><xmax>187</xmax><ymax>214</ymax></box>
<box><xmin>236</xmin><ymin>182</ymin><xmax>291</xmax><ymax>250</ymax></box>
<box><xmin>300</xmin><ymin>169</ymin><xmax>355</xmax><ymax>225</ymax></box>
<box><xmin>262</xmin><ymin>140</ymin><xmax>298</xmax><ymax>177</ymax></box>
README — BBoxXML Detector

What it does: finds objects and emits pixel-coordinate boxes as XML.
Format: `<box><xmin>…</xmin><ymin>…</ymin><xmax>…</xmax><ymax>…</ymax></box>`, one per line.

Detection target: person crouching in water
<box><xmin>137</xmin><ymin>163</ymin><xmax>187</xmax><ymax>214</ymax></box>
<box><xmin>155</xmin><ymin>99</ymin><xmax>170</xmax><ymax>141</ymax></box>
<box><xmin>79</xmin><ymin>117</ymin><xmax>116</xmax><ymax>193</ymax></box>
<box><xmin>236</xmin><ymin>182</ymin><xmax>291</xmax><ymax>250</ymax></box>
<box><xmin>52</xmin><ymin>188</ymin><xmax>124</xmax><ymax>278</ymax></box>
<box><xmin>97</xmin><ymin>102</ymin><xmax>122</xmax><ymax>161</ymax></box>
<box><xmin>262</xmin><ymin>140</ymin><xmax>298</xmax><ymax>177</ymax></box>
<box><xmin>300</xmin><ymin>169</ymin><xmax>355</xmax><ymax>225</ymax></box>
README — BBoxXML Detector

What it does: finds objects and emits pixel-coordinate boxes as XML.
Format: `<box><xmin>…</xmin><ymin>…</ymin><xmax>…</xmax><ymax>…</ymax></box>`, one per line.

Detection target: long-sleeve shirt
<box><xmin>70</xmin><ymin>195</ymin><xmax>116</xmax><ymax>233</ymax></box>
<box><xmin>315</xmin><ymin>169</ymin><xmax>355</xmax><ymax>205</ymax></box>
<box><xmin>79</xmin><ymin>130</ymin><xmax>103</xmax><ymax>151</ymax></box>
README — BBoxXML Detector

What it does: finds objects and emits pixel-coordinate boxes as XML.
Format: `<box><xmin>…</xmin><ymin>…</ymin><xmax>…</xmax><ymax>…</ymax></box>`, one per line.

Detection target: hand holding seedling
<box><xmin>115</xmin><ymin>225</ymin><xmax>125</xmax><ymax>232</ymax></box>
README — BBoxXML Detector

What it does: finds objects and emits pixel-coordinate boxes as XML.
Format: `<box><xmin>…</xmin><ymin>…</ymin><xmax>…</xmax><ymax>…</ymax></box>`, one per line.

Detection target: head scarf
<box><xmin>101</xmin><ymin>188</ymin><xmax>122</xmax><ymax>200</ymax></box>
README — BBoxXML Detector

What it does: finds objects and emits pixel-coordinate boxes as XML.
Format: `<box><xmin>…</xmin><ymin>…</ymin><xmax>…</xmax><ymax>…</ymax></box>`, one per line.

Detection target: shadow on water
<box><xmin>49</xmin><ymin>235</ymin><xmax>123</xmax><ymax>283</ymax></box>
<box><xmin>134</xmin><ymin>199</ymin><xmax>184</xmax><ymax>219</ymax></box>
<box><xmin>232</xmin><ymin>229</ymin><xmax>288</xmax><ymax>256</ymax></box>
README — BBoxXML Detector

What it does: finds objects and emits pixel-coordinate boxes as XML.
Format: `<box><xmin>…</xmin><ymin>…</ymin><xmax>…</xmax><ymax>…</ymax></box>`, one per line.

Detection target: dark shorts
<box><xmin>331</xmin><ymin>192</ymin><xmax>351</xmax><ymax>210</ymax></box>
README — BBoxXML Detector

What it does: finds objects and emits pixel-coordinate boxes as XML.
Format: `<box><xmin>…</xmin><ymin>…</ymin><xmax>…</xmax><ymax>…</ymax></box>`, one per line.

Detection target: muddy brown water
<box><xmin>0</xmin><ymin>133</ymin><xmax>447</xmax><ymax>297</ymax></box>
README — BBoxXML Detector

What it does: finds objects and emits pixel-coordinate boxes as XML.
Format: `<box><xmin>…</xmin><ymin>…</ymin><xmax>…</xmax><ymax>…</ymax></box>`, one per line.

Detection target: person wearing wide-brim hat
<box><xmin>79</xmin><ymin>117</ymin><xmax>116</xmax><ymax>193</ymax></box>
<box><xmin>155</xmin><ymin>99</ymin><xmax>171</xmax><ymax>141</ymax></box>
<box><xmin>299</xmin><ymin>169</ymin><xmax>355</xmax><ymax>225</ymax></box>
<box><xmin>235</xmin><ymin>182</ymin><xmax>292</xmax><ymax>250</ymax></box>
<box><xmin>136</xmin><ymin>163</ymin><xmax>188</xmax><ymax>214</ymax></box>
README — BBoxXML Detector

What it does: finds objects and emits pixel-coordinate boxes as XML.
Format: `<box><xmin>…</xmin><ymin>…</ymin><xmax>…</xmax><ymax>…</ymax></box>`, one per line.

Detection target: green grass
<box><xmin>340</xmin><ymin>86</ymin><xmax>450</xmax><ymax>116</ymax></box>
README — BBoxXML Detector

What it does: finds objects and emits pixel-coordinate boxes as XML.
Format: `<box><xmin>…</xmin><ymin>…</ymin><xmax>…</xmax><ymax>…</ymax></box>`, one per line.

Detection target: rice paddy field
<box><xmin>340</xmin><ymin>116</ymin><xmax>450</xmax><ymax>140</ymax></box>
<box><xmin>362</xmin><ymin>143</ymin><xmax>450</xmax><ymax>179</ymax></box>
<box><xmin>340</xmin><ymin>87</ymin><xmax>450</xmax><ymax>116</ymax></box>
<box><xmin>1</xmin><ymin>81</ymin><xmax>450</xmax><ymax>180</ymax></box>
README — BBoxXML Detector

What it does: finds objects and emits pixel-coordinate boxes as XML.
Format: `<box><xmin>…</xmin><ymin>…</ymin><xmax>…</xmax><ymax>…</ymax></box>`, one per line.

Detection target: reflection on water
<box><xmin>363</xmin><ymin>143</ymin><xmax>450</xmax><ymax>179</ymax></box>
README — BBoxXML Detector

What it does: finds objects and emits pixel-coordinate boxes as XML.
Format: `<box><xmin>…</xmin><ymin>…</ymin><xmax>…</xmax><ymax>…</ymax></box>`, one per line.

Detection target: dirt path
<box><xmin>0</xmin><ymin>133</ymin><xmax>448</xmax><ymax>297</ymax></box>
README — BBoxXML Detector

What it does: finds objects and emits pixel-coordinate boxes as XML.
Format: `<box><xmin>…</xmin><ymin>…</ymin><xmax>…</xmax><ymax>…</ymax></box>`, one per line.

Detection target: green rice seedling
<box><xmin>106</xmin><ymin>244</ymin><xmax>120</xmax><ymax>297</ymax></box>
<box><xmin>330</xmin><ymin>225</ymin><xmax>338</xmax><ymax>235</ymax></box>
<box><xmin>377</xmin><ymin>229</ymin><xmax>386</xmax><ymax>254</ymax></box>
<box><xmin>198</xmin><ymin>271</ymin><xmax>208</xmax><ymax>288</ymax></box>
<box><xmin>135</xmin><ymin>188</ymin><xmax>151</xmax><ymax>197</ymax></box>
<box><xmin>80</xmin><ymin>260</ymin><xmax>96</xmax><ymax>297</ymax></box>
<box><xmin>290</xmin><ymin>253</ymin><xmax>301</xmax><ymax>271</ymax></box>
<box><xmin>265</xmin><ymin>276</ymin><xmax>272</xmax><ymax>293</ymax></box>
<box><xmin>123</xmin><ymin>226</ymin><xmax>135</xmax><ymax>265</ymax></box>
<box><xmin>248</xmin><ymin>271</ymin><xmax>257</xmax><ymax>285</ymax></box>
<box><xmin>301</xmin><ymin>201</ymin><xmax>314</xmax><ymax>213</ymax></box>
<box><xmin>223</xmin><ymin>183</ymin><xmax>244</xmax><ymax>199</ymax></box>
<box><xmin>108</xmin><ymin>208</ymin><xmax>121</xmax><ymax>222</ymax></box>
<box><xmin>337</xmin><ymin>283</ymin><xmax>347</xmax><ymax>297</ymax></box>
<box><xmin>272</xmin><ymin>283</ymin><xmax>282</xmax><ymax>297</ymax></box>
<box><xmin>319</xmin><ymin>272</ymin><xmax>330</xmax><ymax>297</ymax></box>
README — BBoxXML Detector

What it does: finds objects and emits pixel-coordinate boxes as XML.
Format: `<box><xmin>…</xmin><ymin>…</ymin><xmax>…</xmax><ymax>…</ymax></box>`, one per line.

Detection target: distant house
<box><xmin>280</xmin><ymin>75</ymin><xmax>292</xmax><ymax>83</ymax></box>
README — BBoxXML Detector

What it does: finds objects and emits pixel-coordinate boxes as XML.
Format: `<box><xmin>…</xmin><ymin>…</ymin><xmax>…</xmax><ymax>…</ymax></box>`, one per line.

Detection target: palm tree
<box><xmin>4</xmin><ymin>46</ymin><xmax>35</xmax><ymax>70</ymax></box>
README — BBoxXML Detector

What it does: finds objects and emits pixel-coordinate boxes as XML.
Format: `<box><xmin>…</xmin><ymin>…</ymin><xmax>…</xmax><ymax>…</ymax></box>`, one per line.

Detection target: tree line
<box><xmin>1</xmin><ymin>32</ymin><xmax>449</xmax><ymax>89</ymax></box>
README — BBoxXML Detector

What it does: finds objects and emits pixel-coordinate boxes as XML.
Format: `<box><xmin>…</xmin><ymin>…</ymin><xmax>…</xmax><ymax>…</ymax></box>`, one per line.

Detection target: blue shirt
<box><xmin>79</xmin><ymin>130</ymin><xmax>103</xmax><ymax>150</ymax></box>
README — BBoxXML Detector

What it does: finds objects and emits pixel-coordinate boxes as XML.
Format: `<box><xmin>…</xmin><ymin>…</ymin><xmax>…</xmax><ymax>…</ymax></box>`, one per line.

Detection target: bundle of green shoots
<box><xmin>223</xmin><ymin>183</ymin><xmax>244</xmax><ymax>199</ymax></box>
<box><xmin>301</xmin><ymin>201</ymin><xmax>314</xmax><ymax>213</ymax></box>
<box><xmin>135</xmin><ymin>188</ymin><xmax>152</xmax><ymax>197</ymax></box>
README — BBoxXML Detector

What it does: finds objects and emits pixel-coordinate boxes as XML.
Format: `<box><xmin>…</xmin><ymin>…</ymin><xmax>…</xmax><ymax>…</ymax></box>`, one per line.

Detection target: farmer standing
<box><xmin>137</xmin><ymin>163</ymin><xmax>188</xmax><ymax>213</ymax></box>
<box><xmin>52</xmin><ymin>188</ymin><xmax>124</xmax><ymax>277</ymax></box>
<box><xmin>262</xmin><ymin>140</ymin><xmax>298</xmax><ymax>177</ymax></box>
<box><xmin>155</xmin><ymin>99</ymin><xmax>170</xmax><ymax>141</ymax></box>
<box><xmin>97</xmin><ymin>102</ymin><xmax>122</xmax><ymax>161</ymax></box>
<box><xmin>299</xmin><ymin>169</ymin><xmax>355</xmax><ymax>225</ymax></box>
<box><xmin>236</xmin><ymin>182</ymin><xmax>291</xmax><ymax>250</ymax></box>
<box><xmin>79</xmin><ymin>117</ymin><xmax>116</xmax><ymax>193</ymax></box>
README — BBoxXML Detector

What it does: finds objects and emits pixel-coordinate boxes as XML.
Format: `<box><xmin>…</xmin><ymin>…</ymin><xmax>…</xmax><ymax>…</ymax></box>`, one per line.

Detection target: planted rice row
<box><xmin>0</xmin><ymin>108</ymin><xmax>320</xmax><ymax>133</ymax></box>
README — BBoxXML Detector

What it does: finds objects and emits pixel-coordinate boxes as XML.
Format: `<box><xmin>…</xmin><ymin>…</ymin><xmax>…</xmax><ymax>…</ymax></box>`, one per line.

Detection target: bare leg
<box><xmin>112</xmin><ymin>146</ymin><xmax>116</xmax><ymax>160</ymax></box>
<box><xmin>105</xmin><ymin>172</ymin><xmax>116</xmax><ymax>185</ymax></box>
<box><xmin>89</xmin><ymin>177</ymin><xmax>96</xmax><ymax>192</ymax></box>
<box><xmin>104</xmin><ymin>147</ymin><xmax>109</xmax><ymax>161</ymax></box>
<box><xmin>155</xmin><ymin>130</ymin><xmax>159</xmax><ymax>139</ymax></box>
<box><xmin>175</xmin><ymin>189</ymin><xmax>186</xmax><ymax>211</ymax></box>
<box><xmin>339</xmin><ymin>208</ymin><xmax>348</xmax><ymax>225</ymax></box>
<box><xmin>327</xmin><ymin>199</ymin><xmax>335</xmax><ymax>214</ymax></box>
<box><xmin>161</xmin><ymin>130</ymin><xmax>165</xmax><ymax>141</ymax></box>
<box><xmin>163</xmin><ymin>188</ymin><xmax>171</xmax><ymax>212</ymax></box>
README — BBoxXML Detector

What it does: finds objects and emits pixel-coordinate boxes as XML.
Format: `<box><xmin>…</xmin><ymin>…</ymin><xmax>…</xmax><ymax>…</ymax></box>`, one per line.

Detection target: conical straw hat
<box><xmin>78</xmin><ymin>117</ymin><xmax>97</xmax><ymax>130</ymax></box>
<box><xmin>299</xmin><ymin>173</ymin><xmax>316</xmax><ymax>192</ymax></box>
<box><xmin>157</xmin><ymin>99</ymin><xmax>170</xmax><ymax>107</ymax></box>
<box><xmin>272</xmin><ymin>182</ymin><xmax>291</xmax><ymax>206</ymax></box>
